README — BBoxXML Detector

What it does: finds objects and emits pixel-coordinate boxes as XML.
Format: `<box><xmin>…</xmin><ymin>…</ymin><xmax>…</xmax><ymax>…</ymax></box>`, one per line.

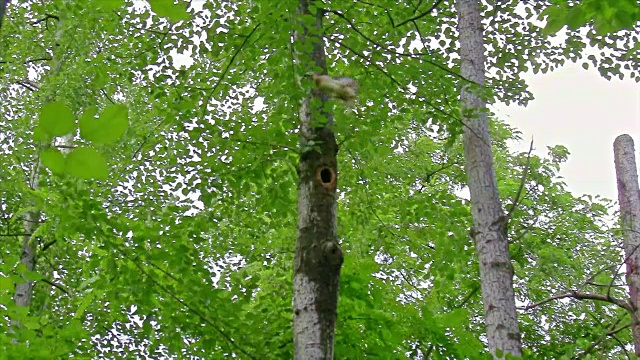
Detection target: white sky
<box><xmin>494</xmin><ymin>63</ymin><xmax>640</xmax><ymax>201</ymax></box>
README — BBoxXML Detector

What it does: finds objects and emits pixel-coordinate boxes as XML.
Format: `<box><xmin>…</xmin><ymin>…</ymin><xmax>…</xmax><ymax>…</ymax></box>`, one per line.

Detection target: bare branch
<box><xmin>15</xmin><ymin>80</ymin><xmax>39</xmax><ymax>92</ymax></box>
<box><xmin>41</xmin><ymin>278</ymin><xmax>69</xmax><ymax>295</ymax></box>
<box><xmin>506</xmin><ymin>139</ymin><xmax>534</xmax><ymax>217</ymax></box>
<box><xmin>608</xmin><ymin>240</ymin><xmax>640</xmax><ymax>299</ymax></box>
<box><xmin>31</xmin><ymin>13</ymin><xmax>59</xmax><ymax>26</ymax></box>
<box><xmin>25</xmin><ymin>57</ymin><xmax>52</xmax><ymax>64</ymax></box>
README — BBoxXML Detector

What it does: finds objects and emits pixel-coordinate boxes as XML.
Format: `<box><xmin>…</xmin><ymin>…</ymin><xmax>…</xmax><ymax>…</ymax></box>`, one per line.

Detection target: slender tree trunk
<box><xmin>13</xmin><ymin>13</ymin><xmax>63</xmax><ymax>327</ymax></box>
<box><xmin>9</xmin><ymin>158</ymin><xmax>40</xmax><ymax>343</ymax></box>
<box><xmin>455</xmin><ymin>0</ymin><xmax>522</xmax><ymax>357</ymax></box>
<box><xmin>613</xmin><ymin>134</ymin><xmax>640</xmax><ymax>356</ymax></box>
<box><xmin>292</xmin><ymin>1</ymin><xmax>344</xmax><ymax>359</ymax></box>
<box><xmin>0</xmin><ymin>0</ymin><xmax>8</xmax><ymax>31</ymax></box>
<box><xmin>13</xmin><ymin>164</ymin><xmax>39</xmax><ymax>307</ymax></box>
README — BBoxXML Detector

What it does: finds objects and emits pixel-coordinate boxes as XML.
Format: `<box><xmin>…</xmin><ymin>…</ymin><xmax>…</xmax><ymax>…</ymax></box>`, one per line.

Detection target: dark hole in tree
<box><xmin>320</xmin><ymin>168</ymin><xmax>333</xmax><ymax>183</ymax></box>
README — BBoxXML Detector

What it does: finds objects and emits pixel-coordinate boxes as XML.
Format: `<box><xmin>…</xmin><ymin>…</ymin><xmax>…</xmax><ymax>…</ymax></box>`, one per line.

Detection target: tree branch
<box><xmin>608</xmin><ymin>239</ymin><xmax>640</xmax><ymax>299</ymax></box>
<box><xmin>115</xmin><ymin>247</ymin><xmax>258</xmax><ymax>359</ymax></box>
<box><xmin>200</xmin><ymin>23</ymin><xmax>261</xmax><ymax>122</ymax></box>
<box><xmin>393</xmin><ymin>0</ymin><xmax>445</xmax><ymax>28</ymax></box>
<box><xmin>506</xmin><ymin>138</ymin><xmax>534</xmax><ymax>217</ymax></box>
<box><xmin>523</xmin><ymin>290</ymin><xmax>632</xmax><ymax>313</ymax></box>
<box><xmin>325</xmin><ymin>9</ymin><xmax>462</xmax><ymax>80</ymax></box>
<box><xmin>41</xmin><ymin>278</ymin><xmax>69</xmax><ymax>295</ymax></box>
<box><xmin>30</xmin><ymin>13</ymin><xmax>59</xmax><ymax>26</ymax></box>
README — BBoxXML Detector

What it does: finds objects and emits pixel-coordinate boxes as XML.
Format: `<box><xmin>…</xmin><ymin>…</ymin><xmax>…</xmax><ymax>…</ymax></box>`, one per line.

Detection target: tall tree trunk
<box><xmin>455</xmin><ymin>0</ymin><xmax>522</xmax><ymax>357</ymax></box>
<box><xmin>292</xmin><ymin>1</ymin><xmax>344</xmax><ymax>359</ymax></box>
<box><xmin>0</xmin><ymin>0</ymin><xmax>8</xmax><ymax>31</ymax></box>
<box><xmin>13</xmin><ymin>165</ymin><xmax>39</xmax><ymax>308</ymax></box>
<box><xmin>613</xmin><ymin>134</ymin><xmax>640</xmax><ymax>356</ymax></box>
<box><xmin>13</xmin><ymin>13</ymin><xmax>63</xmax><ymax>328</ymax></box>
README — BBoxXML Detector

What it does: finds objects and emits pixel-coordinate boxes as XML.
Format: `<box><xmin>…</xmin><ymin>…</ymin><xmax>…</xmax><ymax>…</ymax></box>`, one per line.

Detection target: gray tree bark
<box><xmin>13</xmin><ymin>12</ymin><xmax>64</xmax><ymax>329</ymax></box>
<box><xmin>613</xmin><ymin>134</ymin><xmax>640</xmax><ymax>356</ymax></box>
<box><xmin>13</xmin><ymin>168</ymin><xmax>39</xmax><ymax>308</ymax></box>
<box><xmin>0</xmin><ymin>0</ymin><xmax>8</xmax><ymax>31</ymax></box>
<box><xmin>292</xmin><ymin>1</ymin><xmax>344</xmax><ymax>359</ymax></box>
<box><xmin>455</xmin><ymin>0</ymin><xmax>522</xmax><ymax>357</ymax></box>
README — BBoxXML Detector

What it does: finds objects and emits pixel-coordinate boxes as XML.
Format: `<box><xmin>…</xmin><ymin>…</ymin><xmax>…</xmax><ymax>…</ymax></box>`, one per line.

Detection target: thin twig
<box><xmin>506</xmin><ymin>139</ymin><xmax>534</xmax><ymax>217</ymax></box>
<box><xmin>608</xmin><ymin>239</ymin><xmax>640</xmax><ymax>299</ymax></box>
<box><xmin>114</xmin><ymin>246</ymin><xmax>258</xmax><ymax>359</ymax></box>
<box><xmin>41</xmin><ymin>278</ymin><xmax>69</xmax><ymax>295</ymax></box>
<box><xmin>31</xmin><ymin>13</ymin><xmax>59</xmax><ymax>26</ymax></box>
<box><xmin>523</xmin><ymin>290</ymin><xmax>632</xmax><ymax>313</ymax></box>
<box><xmin>393</xmin><ymin>0</ymin><xmax>445</xmax><ymax>28</ymax></box>
<box><xmin>200</xmin><ymin>23</ymin><xmax>261</xmax><ymax>122</ymax></box>
<box><xmin>325</xmin><ymin>9</ymin><xmax>461</xmax><ymax>79</ymax></box>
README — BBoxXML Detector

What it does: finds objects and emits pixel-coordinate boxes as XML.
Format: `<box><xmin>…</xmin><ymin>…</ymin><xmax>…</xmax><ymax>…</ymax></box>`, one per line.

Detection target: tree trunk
<box><xmin>13</xmin><ymin>183</ymin><xmax>39</xmax><ymax>308</ymax></box>
<box><xmin>455</xmin><ymin>0</ymin><xmax>522</xmax><ymax>357</ymax></box>
<box><xmin>0</xmin><ymin>0</ymin><xmax>8</xmax><ymax>31</ymax></box>
<box><xmin>10</xmin><ymin>161</ymin><xmax>40</xmax><ymax>342</ymax></box>
<box><xmin>13</xmin><ymin>14</ymin><xmax>64</xmax><ymax>326</ymax></box>
<box><xmin>292</xmin><ymin>2</ymin><xmax>344</xmax><ymax>359</ymax></box>
<box><xmin>613</xmin><ymin>134</ymin><xmax>640</xmax><ymax>356</ymax></box>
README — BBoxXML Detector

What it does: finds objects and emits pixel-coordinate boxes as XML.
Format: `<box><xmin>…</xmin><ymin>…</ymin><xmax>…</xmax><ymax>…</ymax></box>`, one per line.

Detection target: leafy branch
<box><xmin>112</xmin><ymin>245</ymin><xmax>258</xmax><ymax>360</ymax></box>
<box><xmin>608</xmin><ymin>230</ymin><xmax>640</xmax><ymax>299</ymax></box>
<box><xmin>572</xmin><ymin>316</ymin><xmax>630</xmax><ymax>359</ymax></box>
<box><xmin>391</xmin><ymin>0</ymin><xmax>445</xmax><ymax>28</ymax></box>
<box><xmin>523</xmin><ymin>290</ymin><xmax>632</xmax><ymax>313</ymax></box>
<box><xmin>200</xmin><ymin>23</ymin><xmax>261</xmax><ymax>122</ymax></box>
<box><xmin>324</xmin><ymin>8</ymin><xmax>462</xmax><ymax>80</ymax></box>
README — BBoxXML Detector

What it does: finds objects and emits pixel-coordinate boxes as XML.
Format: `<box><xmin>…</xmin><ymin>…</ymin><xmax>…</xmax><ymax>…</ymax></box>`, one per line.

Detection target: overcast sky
<box><xmin>494</xmin><ymin>63</ymin><xmax>640</xmax><ymax>201</ymax></box>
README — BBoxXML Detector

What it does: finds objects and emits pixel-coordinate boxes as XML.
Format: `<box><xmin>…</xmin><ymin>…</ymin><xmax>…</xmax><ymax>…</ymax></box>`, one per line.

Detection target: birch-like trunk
<box><xmin>455</xmin><ymin>0</ymin><xmax>522</xmax><ymax>357</ymax></box>
<box><xmin>12</xmin><ymin>166</ymin><xmax>40</xmax><ymax>307</ymax></box>
<box><xmin>292</xmin><ymin>1</ymin><xmax>344</xmax><ymax>359</ymax></box>
<box><xmin>613</xmin><ymin>134</ymin><xmax>640</xmax><ymax>356</ymax></box>
<box><xmin>13</xmin><ymin>11</ymin><xmax>64</xmax><ymax>325</ymax></box>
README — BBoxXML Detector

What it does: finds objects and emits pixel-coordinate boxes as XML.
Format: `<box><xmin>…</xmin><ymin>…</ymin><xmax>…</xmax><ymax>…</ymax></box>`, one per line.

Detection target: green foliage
<box><xmin>539</xmin><ymin>0</ymin><xmax>640</xmax><ymax>81</ymax></box>
<box><xmin>79</xmin><ymin>104</ymin><xmax>129</xmax><ymax>145</ymax></box>
<box><xmin>0</xmin><ymin>0</ymin><xmax>637</xmax><ymax>358</ymax></box>
<box><xmin>149</xmin><ymin>0</ymin><xmax>190</xmax><ymax>23</ymax></box>
<box><xmin>35</xmin><ymin>102</ymin><xmax>75</xmax><ymax>140</ymax></box>
<box><xmin>65</xmin><ymin>147</ymin><xmax>109</xmax><ymax>179</ymax></box>
<box><xmin>35</xmin><ymin>102</ymin><xmax>128</xmax><ymax>179</ymax></box>
<box><xmin>541</xmin><ymin>0</ymin><xmax>640</xmax><ymax>35</ymax></box>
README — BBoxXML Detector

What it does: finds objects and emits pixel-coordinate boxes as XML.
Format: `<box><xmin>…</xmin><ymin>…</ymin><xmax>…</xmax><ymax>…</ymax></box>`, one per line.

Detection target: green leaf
<box><xmin>543</xmin><ymin>15</ymin><xmax>566</xmax><ymax>35</ymax></box>
<box><xmin>41</xmin><ymin>148</ymin><xmax>66</xmax><ymax>174</ymax></box>
<box><xmin>74</xmin><ymin>290</ymin><xmax>96</xmax><ymax>319</ymax></box>
<box><xmin>38</xmin><ymin>102</ymin><xmax>75</xmax><ymax>137</ymax></box>
<box><xmin>79</xmin><ymin>104</ymin><xmax>129</xmax><ymax>144</ymax></box>
<box><xmin>23</xmin><ymin>317</ymin><xmax>41</xmax><ymax>330</ymax></box>
<box><xmin>0</xmin><ymin>276</ymin><xmax>13</xmax><ymax>291</ymax></box>
<box><xmin>9</xmin><ymin>274</ymin><xmax>24</xmax><ymax>285</ymax></box>
<box><xmin>149</xmin><ymin>0</ymin><xmax>190</xmax><ymax>23</ymax></box>
<box><xmin>23</xmin><ymin>270</ymin><xmax>43</xmax><ymax>281</ymax></box>
<box><xmin>32</xmin><ymin>125</ymin><xmax>50</xmax><ymax>142</ymax></box>
<box><xmin>65</xmin><ymin>147</ymin><xmax>109</xmax><ymax>180</ymax></box>
<box><xmin>565</xmin><ymin>6</ymin><xmax>587</xmax><ymax>30</ymax></box>
<box><xmin>96</xmin><ymin>0</ymin><xmax>123</xmax><ymax>11</ymax></box>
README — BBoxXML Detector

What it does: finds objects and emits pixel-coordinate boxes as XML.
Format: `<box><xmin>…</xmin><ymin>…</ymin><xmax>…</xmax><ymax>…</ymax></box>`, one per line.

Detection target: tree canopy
<box><xmin>0</xmin><ymin>0</ymin><xmax>638</xmax><ymax>358</ymax></box>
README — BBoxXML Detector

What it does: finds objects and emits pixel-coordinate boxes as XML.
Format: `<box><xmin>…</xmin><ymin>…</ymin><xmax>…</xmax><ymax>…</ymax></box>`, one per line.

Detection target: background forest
<box><xmin>1</xmin><ymin>0</ymin><xmax>639</xmax><ymax>359</ymax></box>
